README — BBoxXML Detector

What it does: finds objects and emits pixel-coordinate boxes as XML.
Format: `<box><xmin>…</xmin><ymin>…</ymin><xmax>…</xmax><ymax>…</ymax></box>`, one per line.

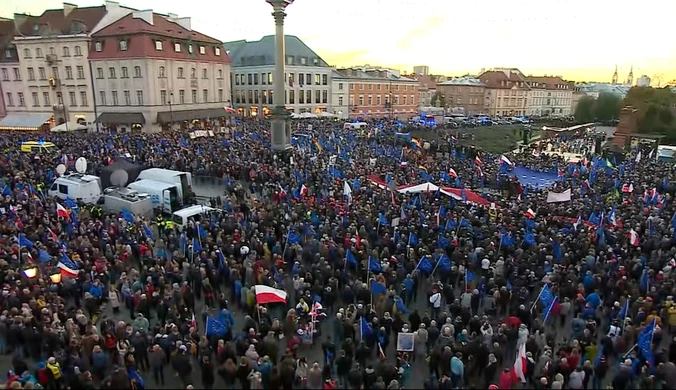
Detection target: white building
<box><xmin>637</xmin><ymin>75</ymin><xmax>651</xmax><ymax>87</ymax></box>
<box><xmin>525</xmin><ymin>76</ymin><xmax>574</xmax><ymax>117</ymax></box>
<box><xmin>89</xmin><ymin>10</ymin><xmax>230</xmax><ymax>132</ymax></box>
<box><xmin>331</xmin><ymin>70</ymin><xmax>348</xmax><ymax>118</ymax></box>
<box><xmin>224</xmin><ymin>35</ymin><xmax>332</xmax><ymax>117</ymax></box>
<box><xmin>0</xmin><ymin>1</ymin><xmax>133</xmax><ymax>130</ymax></box>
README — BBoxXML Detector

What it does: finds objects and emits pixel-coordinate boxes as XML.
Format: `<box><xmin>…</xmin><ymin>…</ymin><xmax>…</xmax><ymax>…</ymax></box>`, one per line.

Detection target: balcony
<box><xmin>46</xmin><ymin>54</ymin><xmax>58</xmax><ymax>65</ymax></box>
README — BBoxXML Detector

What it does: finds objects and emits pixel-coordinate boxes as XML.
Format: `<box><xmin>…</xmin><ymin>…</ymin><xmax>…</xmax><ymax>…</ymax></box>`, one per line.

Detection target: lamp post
<box><xmin>168</xmin><ymin>92</ymin><xmax>174</xmax><ymax>131</ymax></box>
<box><xmin>266</xmin><ymin>0</ymin><xmax>294</xmax><ymax>152</ymax></box>
<box><xmin>49</xmin><ymin>270</ymin><xmax>62</xmax><ymax>284</ymax></box>
<box><xmin>23</xmin><ymin>265</ymin><xmax>38</xmax><ymax>279</ymax></box>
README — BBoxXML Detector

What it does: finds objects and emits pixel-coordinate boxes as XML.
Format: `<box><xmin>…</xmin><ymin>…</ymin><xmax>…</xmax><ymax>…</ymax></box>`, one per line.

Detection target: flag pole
<box><xmin>430</xmin><ymin>256</ymin><xmax>441</xmax><ymax>277</ymax></box>
<box><xmin>530</xmin><ymin>285</ymin><xmax>546</xmax><ymax>312</ymax></box>
<box><xmin>497</xmin><ymin>233</ymin><xmax>503</xmax><ymax>253</ymax></box>
<box><xmin>621</xmin><ymin>297</ymin><xmax>629</xmax><ymax>335</ymax></box>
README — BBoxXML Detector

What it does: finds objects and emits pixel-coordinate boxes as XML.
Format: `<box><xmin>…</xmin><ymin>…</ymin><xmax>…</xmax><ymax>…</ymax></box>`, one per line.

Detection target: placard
<box><xmin>397</xmin><ymin>333</ymin><xmax>414</xmax><ymax>352</ymax></box>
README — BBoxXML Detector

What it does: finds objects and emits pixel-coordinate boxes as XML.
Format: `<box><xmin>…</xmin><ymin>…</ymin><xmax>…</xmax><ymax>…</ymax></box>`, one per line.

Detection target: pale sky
<box><xmin>2</xmin><ymin>0</ymin><xmax>675</xmax><ymax>83</ymax></box>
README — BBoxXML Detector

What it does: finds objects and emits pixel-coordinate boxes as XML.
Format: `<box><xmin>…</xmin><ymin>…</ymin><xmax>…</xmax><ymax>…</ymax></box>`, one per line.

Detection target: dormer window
<box><xmin>95</xmin><ymin>42</ymin><xmax>102</xmax><ymax>52</ymax></box>
<box><xmin>300</xmin><ymin>57</ymin><xmax>307</xmax><ymax>65</ymax></box>
<box><xmin>188</xmin><ymin>44</ymin><xmax>193</xmax><ymax>54</ymax></box>
<box><xmin>174</xmin><ymin>43</ymin><xmax>181</xmax><ymax>52</ymax></box>
<box><xmin>215</xmin><ymin>47</ymin><xmax>221</xmax><ymax>56</ymax></box>
<box><xmin>155</xmin><ymin>40</ymin><xmax>163</xmax><ymax>51</ymax></box>
<box><xmin>119</xmin><ymin>40</ymin><xmax>127</xmax><ymax>51</ymax></box>
<box><xmin>199</xmin><ymin>46</ymin><xmax>205</xmax><ymax>55</ymax></box>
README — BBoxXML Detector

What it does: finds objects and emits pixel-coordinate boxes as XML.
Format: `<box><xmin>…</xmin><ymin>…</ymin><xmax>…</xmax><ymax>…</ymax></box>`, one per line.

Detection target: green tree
<box><xmin>431</xmin><ymin>92</ymin><xmax>446</xmax><ymax>108</ymax></box>
<box><xmin>574</xmin><ymin>95</ymin><xmax>596</xmax><ymax>123</ymax></box>
<box><xmin>592</xmin><ymin>92</ymin><xmax>622</xmax><ymax>121</ymax></box>
<box><xmin>624</xmin><ymin>86</ymin><xmax>676</xmax><ymax>136</ymax></box>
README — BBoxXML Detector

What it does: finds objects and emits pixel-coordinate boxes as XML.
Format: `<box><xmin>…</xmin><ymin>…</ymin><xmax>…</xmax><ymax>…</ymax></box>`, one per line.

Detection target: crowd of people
<box><xmin>0</xmin><ymin>117</ymin><xmax>674</xmax><ymax>390</ymax></box>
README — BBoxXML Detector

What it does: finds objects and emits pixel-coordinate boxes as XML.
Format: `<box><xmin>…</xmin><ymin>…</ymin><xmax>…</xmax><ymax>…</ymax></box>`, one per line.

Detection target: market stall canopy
<box><xmin>0</xmin><ymin>113</ymin><xmax>52</xmax><ymax>131</ymax></box>
<box><xmin>50</xmin><ymin>121</ymin><xmax>87</xmax><ymax>132</ymax></box>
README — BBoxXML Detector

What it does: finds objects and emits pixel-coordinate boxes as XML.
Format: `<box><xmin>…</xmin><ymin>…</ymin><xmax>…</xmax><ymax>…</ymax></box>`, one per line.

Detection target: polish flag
<box><xmin>449</xmin><ymin>168</ymin><xmax>457</xmax><ymax>178</ymax></box>
<box><xmin>475</xmin><ymin>155</ymin><xmax>483</xmax><ymax>166</ymax></box>
<box><xmin>378</xmin><ymin>342</ymin><xmax>386</xmax><ymax>360</ymax></box>
<box><xmin>525</xmin><ymin>208</ymin><xmax>536</xmax><ymax>219</ymax></box>
<box><xmin>355</xmin><ymin>233</ymin><xmax>361</xmax><ymax>249</ymax></box>
<box><xmin>47</xmin><ymin>228</ymin><xmax>59</xmax><ymax>241</ymax></box>
<box><xmin>57</xmin><ymin>260</ymin><xmax>79</xmax><ymax>279</ymax></box>
<box><xmin>254</xmin><ymin>285</ymin><xmax>288</xmax><ymax>304</ymax></box>
<box><xmin>278</xmin><ymin>185</ymin><xmax>287</xmax><ymax>198</ymax></box>
<box><xmin>628</xmin><ymin>229</ymin><xmax>640</xmax><ymax>247</ymax></box>
<box><xmin>476</xmin><ymin>166</ymin><xmax>484</xmax><ymax>177</ymax></box>
<box><xmin>511</xmin><ymin>343</ymin><xmax>527</xmax><ymax>383</ymax></box>
<box><xmin>499</xmin><ymin>155</ymin><xmax>513</xmax><ymax>166</ymax></box>
<box><xmin>300</xmin><ymin>184</ymin><xmax>308</xmax><ymax>197</ymax></box>
<box><xmin>56</xmin><ymin>203</ymin><xmax>70</xmax><ymax>220</ymax></box>
<box><xmin>621</xmin><ymin>184</ymin><xmax>633</xmax><ymax>193</ymax></box>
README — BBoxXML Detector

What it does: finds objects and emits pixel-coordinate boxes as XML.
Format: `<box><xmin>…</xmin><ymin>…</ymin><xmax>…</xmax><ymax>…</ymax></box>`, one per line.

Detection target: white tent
<box><xmin>397</xmin><ymin>182</ymin><xmax>439</xmax><ymax>194</ymax></box>
<box><xmin>299</xmin><ymin>112</ymin><xmax>318</xmax><ymax>119</ymax></box>
<box><xmin>51</xmin><ymin>121</ymin><xmax>87</xmax><ymax>132</ymax></box>
<box><xmin>290</xmin><ymin>113</ymin><xmax>302</xmax><ymax>119</ymax></box>
<box><xmin>319</xmin><ymin>112</ymin><xmax>336</xmax><ymax>118</ymax></box>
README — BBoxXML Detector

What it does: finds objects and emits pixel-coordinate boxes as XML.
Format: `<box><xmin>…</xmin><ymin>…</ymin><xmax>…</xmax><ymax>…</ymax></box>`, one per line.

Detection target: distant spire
<box><xmin>612</xmin><ymin>65</ymin><xmax>618</xmax><ymax>85</ymax></box>
<box><xmin>626</xmin><ymin>65</ymin><xmax>634</xmax><ymax>86</ymax></box>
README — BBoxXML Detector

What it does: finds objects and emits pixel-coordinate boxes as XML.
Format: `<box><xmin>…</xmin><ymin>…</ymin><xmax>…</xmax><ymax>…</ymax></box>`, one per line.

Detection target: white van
<box><xmin>172</xmin><ymin>205</ymin><xmax>216</xmax><ymax>231</ymax></box>
<box><xmin>343</xmin><ymin>122</ymin><xmax>368</xmax><ymax>130</ymax></box>
<box><xmin>136</xmin><ymin>168</ymin><xmax>192</xmax><ymax>203</ymax></box>
<box><xmin>127</xmin><ymin>179</ymin><xmax>180</xmax><ymax>213</ymax></box>
<box><xmin>48</xmin><ymin>174</ymin><xmax>102</xmax><ymax>204</ymax></box>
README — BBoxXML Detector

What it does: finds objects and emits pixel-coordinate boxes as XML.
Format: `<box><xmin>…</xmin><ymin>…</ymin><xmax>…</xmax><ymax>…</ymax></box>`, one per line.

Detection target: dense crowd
<box><xmin>0</xmin><ymin>118</ymin><xmax>675</xmax><ymax>390</ymax></box>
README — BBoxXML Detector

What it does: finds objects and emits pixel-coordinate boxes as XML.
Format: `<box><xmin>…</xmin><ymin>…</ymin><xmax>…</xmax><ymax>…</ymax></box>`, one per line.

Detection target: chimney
<box><xmin>132</xmin><ymin>10</ymin><xmax>154</xmax><ymax>25</ymax></box>
<box><xmin>13</xmin><ymin>13</ymin><xmax>29</xmax><ymax>31</ymax></box>
<box><xmin>176</xmin><ymin>17</ymin><xmax>191</xmax><ymax>31</ymax></box>
<box><xmin>63</xmin><ymin>3</ymin><xmax>77</xmax><ymax>17</ymax></box>
<box><xmin>104</xmin><ymin>1</ymin><xmax>120</xmax><ymax>11</ymax></box>
<box><xmin>167</xmin><ymin>13</ymin><xmax>178</xmax><ymax>21</ymax></box>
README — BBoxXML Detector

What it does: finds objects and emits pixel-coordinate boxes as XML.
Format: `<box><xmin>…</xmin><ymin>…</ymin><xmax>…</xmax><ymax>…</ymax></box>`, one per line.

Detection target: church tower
<box><xmin>612</xmin><ymin>65</ymin><xmax>618</xmax><ymax>85</ymax></box>
<box><xmin>626</xmin><ymin>65</ymin><xmax>634</xmax><ymax>86</ymax></box>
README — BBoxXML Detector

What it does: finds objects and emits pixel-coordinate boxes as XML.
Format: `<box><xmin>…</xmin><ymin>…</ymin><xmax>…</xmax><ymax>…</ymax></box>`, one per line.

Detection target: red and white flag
<box><xmin>254</xmin><ymin>285</ymin><xmax>288</xmax><ymax>304</ymax></box>
<box><xmin>476</xmin><ymin>166</ymin><xmax>484</xmax><ymax>177</ymax></box>
<box><xmin>628</xmin><ymin>229</ymin><xmax>640</xmax><ymax>247</ymax></box>
<box><xmin>621</xmin><ymin>183</ymin><xmax>634</xmax><ymax>193</ymax></box>
<box><xmin>300</xmin><ymin>184</ymin><xmax>308</xmax><ymax>197</ymax></box>
<box><xmin>378</xmin><ymin>342</ymin><xmax>386</xmax><ymax>360</ymax></box>
<box><xmin>47</xmin><ymin>227</ymin><xmax>59</xmax><ymax>241</ymax></box>
<box><xmin>475</xmin><ymin>155</ymin><xmax>483</xmax><ymax>166</ymax></box>
<box><xmin>499</xmin><ymin>155</ymin><xmax>513</xmax><ymax>166</ymax></box>
<box><xmin>191</xmin><ymin>313</ymin><xmax>197</xmax><ymax>330</ymax></box>
<box><xmin>56</xmin><ymin>203</ymin><xmax>70</xmax><ymax>220</ymax></box>
<box><xmin>512</xmin><ymin>343</ymin><xmax>527</xmax><ymax>383</ymax></box>
<box><xmin>278</xmin><ymin>185</ymin><xmax>287</xmax><ymax>198</ymax></box>
<box><xmin>525</xmin><ymin>208</ymin><xmax>536</xmax><ymax>219</ymax></box>
<box><xmin>449</xmin><ymin>168</ymin><xmax>457</xmax><ymax>178</ymax></box>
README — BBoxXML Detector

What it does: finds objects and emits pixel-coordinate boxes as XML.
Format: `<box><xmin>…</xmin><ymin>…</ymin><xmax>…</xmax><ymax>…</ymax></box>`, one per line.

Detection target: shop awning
<box><xmin>96</xmin><ymin>112</ymin><xmax>146</xmax><ymax>124</ymax></box>
<box><xmin>156</xmin><ymin>107</ymin><xmax>229</xmax><ymax>124</ymax></box>
<box><xmin>0</xmin><ymin>112</ymin><xmax>52</xmax><ymax>130</ymax></box>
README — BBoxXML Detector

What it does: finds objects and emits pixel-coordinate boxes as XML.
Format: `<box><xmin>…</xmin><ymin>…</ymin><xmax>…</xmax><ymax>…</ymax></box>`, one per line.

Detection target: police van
<box><xmin>172</xmin><ymin>205</ymin><xmax>216</xmax><ymax>231</ymax></box>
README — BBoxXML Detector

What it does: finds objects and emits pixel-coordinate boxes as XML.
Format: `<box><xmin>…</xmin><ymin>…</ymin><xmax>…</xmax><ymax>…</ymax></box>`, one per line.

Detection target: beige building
<box><xmin>479</xmin><ymin>68</ymin><xmax>529</xmax><ymax>116</ymax></box>
<box><xmin>331</xmin><ymin>69</ymin><xmax>349</xmax><ymax>118</ymax></box>
<box><xmin>0</xmin><ymin>2</ymin><xmax>134</xmax><ymax>130</ymax></box>
<box><xmin>436</xmin><ymin>77</ymin><xmax>485</xmax><ymax>115</ymax></box>
<box><xmin>89</xmin><ymin>10</ymin><xmax>230</xmax><ymax>132</ymax></box>
<box><xmin>525</xmin><ymin>76</ymin><xmax>573</xmax><ymax>117</ymax></box>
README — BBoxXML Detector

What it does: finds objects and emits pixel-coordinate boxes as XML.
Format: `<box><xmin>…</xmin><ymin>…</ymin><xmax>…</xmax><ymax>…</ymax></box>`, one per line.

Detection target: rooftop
<box><xmin>478</xmin><ymin>68</ymin><xmax>529</xmax><ymax>90</ymax></box>
<box><xmin>14</xmin><ymin>4</ymin><xmax>107</xmax><ymax>36</ymax></box>
<box><xmin>224</xmin><ymin>35</ymin><xmax>329</xmax><ymax>68</ymax></box>
<box><xmin>438</xmin><ymin>76</ymin><xmax>484</xmax><ymax>87</ymax></box>
<box><xmin>336</xmin><ymin>67</ymin><xmax>417</xmax><ymax>82</ymax></box>
<box><xmin>526</xmin><ymin>76</ymin><xmax>573</xmax><ymax>90</ymax></box>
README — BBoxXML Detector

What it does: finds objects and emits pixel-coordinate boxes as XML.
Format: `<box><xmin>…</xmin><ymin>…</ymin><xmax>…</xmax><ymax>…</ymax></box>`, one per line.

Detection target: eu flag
<box><xmin>192</xmin><ymin>237</ymin><xmax>202</xmax><ymax>253</ymax></box>
<box><xmin>370</xmin><ymin>280</ymin><xmax>387</xmax><ymax>295</ymax></box>
<box><xmin>437</xmin><ymin>254</ymin><xmax>451</xmax><ymax>272</ymax></box>
<box><xmin>368</xmin><ymin>256</ymin><xmax>382</xmax><ymax>273</ymax></box>
<box><xmin>360</xmin><ymin>317</ymin><xmax>373</xmax><ymax>338</ymax></box>
<box><xmin>206</xmin><ymin>316</ymin><xmax>228</xmax><ymax>336</ymax></box>
<box><xmin>18</xmin><ymin>234</ymin><xmax>34</xmax><ymax>249</ymax></box>
<box><xmin>417</xmin><ymin>256</ymin><xmax>433</xmax><ymax>273</ymax></box>
<box><xmin>287</xmin><ymin>231</ymin><xmax>301</xmax><ymax>245</ymax></box>
<box><xmin>539</xmin><ymin>284</ymin><xmax>554</xmax><ymax>308</ymax></box>
<box><xmin>346</xmin><ymin>250</ymin><xmax>357</xmax><ymax>267</ymax></box>
<box><xmin>638</xmin><ymin>319</ymin><xmax>656</xmax><ymax>366</ymax></box>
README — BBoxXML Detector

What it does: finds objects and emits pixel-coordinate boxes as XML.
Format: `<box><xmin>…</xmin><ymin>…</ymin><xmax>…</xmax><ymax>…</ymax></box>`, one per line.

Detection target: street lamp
<box><xmin>168</xmin><ymin>92</ymin><xmax>174</xmax><ymax>130</ymax></box>
<box><xmin>49</xmin><ymin>270</ymin><xmax>62</xmax><ymax>284</ymax></box>
<box><xmin>23</xmin><ymin>265</ymin><xmax>38</xmax><ymax>279</ymax></box>
<box><xmin>266</xmin><ymin>0</ymin><xmax>294</xmax><ymax>152</ymax></box>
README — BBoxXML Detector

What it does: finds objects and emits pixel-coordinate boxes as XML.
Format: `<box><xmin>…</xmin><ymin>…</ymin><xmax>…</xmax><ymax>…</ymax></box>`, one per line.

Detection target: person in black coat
<box><xmin>200</xmin><ymin>356</ymin><xmax>215</xmax><ymax>390</ymax></box>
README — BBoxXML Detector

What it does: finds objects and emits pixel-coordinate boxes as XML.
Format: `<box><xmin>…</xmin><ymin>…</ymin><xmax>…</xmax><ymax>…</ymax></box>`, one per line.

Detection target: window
<box><xmin>203</xmin><ymin>89</ymin><xmax>208</xmax><ymax>102</ymax></box>
<box><xmin>305</xmin><ymin>90</ymin><xmax>311</xmax><ymax>104</ymax></box>
<box><xmin>300</xmin><ymin>57</ymin><xmax>307</xmax><ymax>65</ymax></box>
<box><xmin>58</xmin><ymin>185</ymin><xmax>68</xmax><ymax>195</ymax></box>
<box><xmin>289</xmin><ymin>90</ymin><xmax>295</xmax><ymax>104</ymax></box>
<box><xmin>199</xmin><ymin>46</ymin><xmax>205</xmax><ymax>55</ymax></box>
<box><xmin>134</xmin><ymin>66</ymin><xmax>141</xmax><ymax>78</ymax></box>
<box><xmin>368</xmin><ymin>96</ymin><xmax>372</xmax><ymax>105</ymax></box>
<box><xmin>218</xmin><ymin>89</ymin><xmax>223</xmax><ymax>102</ymax></box>
<box><xmin>269</xmin><ymin>90</ymin><xmax>273</xmax><ymax>105</ymax></box>
<box><xmin>261</xmin><ymin>90</ymin><xmax>268</xmax><ymax>104</ymax></box>
<box><xmin>80</xmin><ymin>91</ymin><xmax>87</xmax><ymax>106</ymax></box>
<box><xmin>178</xmin><ymin>67</ymin><xmax>184</xmax><ymax>78</ymax></box>
<box><xmin>338</xmin><ymin>96</ymin><xmax>343</xmax><ymax>106</ymax></box>
<box><xmin>23</xmin><ymin>48</ymin><xmax>31</xmax><ymax>58</ymax></box>
<box><xmin>0</xmin><ymin>68</ymin><xmax>6</xmax><ymax>81</ymax></box>
<box><xmin>56</xmin><ymin>92</ymin><xmax>63</xmax><ymax>104</ymax></box>
<box><xmin>27</xmin><ymin>67</ymin><xmax>35</xmax><ymax>80</ymax></box>
<box><xmin>358</xmin><ymin>95</ymin><xmax>364</xmax><ymax>105</ymax></box>
<box><xmin>5</xmin><ymin>92</ymin><xmax>13</xmax><ymax>106</ymax></box>
<box><xmin>49</xmin><ymin>47</ymin><xmax>55</xmax><ymax>55</ymax></box>
<box><xmin>261</xmin><ymin>73</ymin><xmax>267</xmax><ymax>85</ymax></box>
<box><xmin>191</xmin><ymin>89</ymin><xmax>197</xmax><ymax>103</ymax></box>
<box><xmin>267</xmin><ymin>73</ymin><xmax>273</xmax><ymax>84</ymax></box>
<box><xmin>112</xmin><ymin>91</ymin><xmax>118</xmax><ymax>105</ymax></box>
<box><xmin>253</xmin><ymin>73</ymin><xmax>258</xmax><ymax>85</ymax></box>
<box><xmin>121</xmin><ymin>67</ymin><xmax>129</xmax><ymax>78</ymax></box>
<box><xmin>155</xmin><ymin>41</ymin><xmax>163</xmax><ymax>51</ymax></box>
<box><xmin>314</xmin><ymin>74</ymin><xmax>320</xmax><ymax>85</ymax></box>
<box><xmin>52</xmin><ymin>67</ymin><xmax>59</xmax><ymax>79</ymax></box>
<box><xmin>235</xmin><ymin>74</ymin><xmax>240</xmax><ymax>85</ymax></box>
<box><xmin>69</xmin><ymin>91</ymin><xmax>76</xmax><ymax>106</ymax></box>
<box><xmin>299</xmin><ymin>73</ymin><xmax>305</xmax><ymax>85</ymax></box>
<box><xmin>31</xmin><ymin>92</ymin><xmax>39</xmax><ymax>106</ymax></box>
<box><xmin>3</xmin><ymin>50</ymin><xmax>9</xmax><ymax>59</ymax></box>
<box><xmin>63</xmin><ymin>46</ymin><xmax>70</xmax><ymax>57</ymax></box>
<box><xmin>160</xmin><ymin>90</ymin><xmax>166</xmax><ymax>105</ymax></box>
<box><xmin>338</xmin><ymin>83</ymin><xmax>343</xmax><ymax>90</ymax></box>
<box><xmin>298</xmin><ymin>90</ymin><xmax>304</xmax><ymax>104</ymax></box>
<box><xmin>188</xmin><ymin>44</ymin><xmax>193</xmax><ymax>54</ymax></box>
<box><xmin>322</xmin><ymin>74</ymin><xmax>328</xmax><ymax>85</ymax></box>
<box><xmin>359</xmin><ymin>84</ymin><xmax>363</xmax><ymax>90</ymax></box>
<box><xmin>322</xmin><ymin>90</ymin><xmax>328</xmax><ymax>104</ymax></box>
<box><xmin>96</xmin><ymin>68</ymin><xmax>103</xmax><ymax>79</ymax></box>
<box><xmin>135</xmin><ymin>90</ymin><xmax>143</xmax><ymax>105</ymax></box>
<box><xmin>65</xmin><ymin>66</ymin><xmax>73</xmax><ymax>79</ymax></box>
<box><xmin>247</xmin><ymin>74</ymin><xmax>252</xmax><ymax>85</ymax></box>
<box><xmin>158</xmin><ymin>66</ymin><xmax>165</xmax><ymax>77</ymax></box>
<box><xmin>74</xmin><ymin>46</ymin><xmax>81</xmax><ymax>56</ymax></box>
<box><xmin>202</xmin><ymin>69</ymin><xmax>207</xmax><ymax>79</ymax></box>
<box><xmin>76</xmin><ymin>65</ymin><xmax>85</xmax><ymax>79</ymax></box>
<box><xmin>99</xmin><ymin>91</ymin><xmax>106</xmax><ymax>105</ymax></box>
<box><xmin>13</xmin><ymin>68</ymin><xmax>20</xmax><ymax>81</ymax></box>
<box><xmin>36</xmin><ymin>48</ymin><xmax>43</xmax><ymax>57</ymax></box>
<box><xmin>215</xmin><ymin>47</ymin><xmax>220</xmax><ymax>56</ymax></box>
<box><xmin>403</xmin><ymin>96</ymin><xmax>407</xmax><ymax>105</ymax></box>
<box><xmin>95</xmin><ymin>42</ymin><xmax>102</xmax><ymax>52</ymax></box>
<box><xmin>174</xmin><ymin>43</ymin><xmax>181</xmax><ymax>52</ymax></box>
<box><xmin>42</xmin><ymin>92</ymin><xmax>50</xmax><ymax>106</ymax></box>
<box><xmin>253</xmin><ymin>92</ymin><xmax>259</xmax><ymax>104</ymax></box>
<box><xmin>119</xmin><ymin>40</ymin><xmax>127</xmax><ymax>51</ymax></box>
<box><xmin>315</xmin><ymin>90</ymin><xmax>321</xmax><ymax>104</ymax></box>
<box><xmin>109</xmin><ymin>67</ymin><xmax>116</xmax><ymax>78</ymax></box>
<box><xmin>218</xmin><ymin>69</ymin><xmax>223</xmax><ymax>79</ymax></box>
<box><xmin>124</xmin><ymin>90</ymin><xmax>131</xmax><ymax>105</ymax></box>
<box><xmin>179</xmin><ymin>90</ymin><xmax>185</xmax><ymax>104</ymax></box>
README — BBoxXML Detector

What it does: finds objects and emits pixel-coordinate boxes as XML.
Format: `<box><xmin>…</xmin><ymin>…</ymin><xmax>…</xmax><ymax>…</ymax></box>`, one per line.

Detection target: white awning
<box><xmin>0</xmin><ymin>113</ymin><xmax>52</xmax><ymax>130</ymax></box>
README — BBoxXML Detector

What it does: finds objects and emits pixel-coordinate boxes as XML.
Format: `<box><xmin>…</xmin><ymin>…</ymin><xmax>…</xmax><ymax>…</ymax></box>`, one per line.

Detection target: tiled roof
<box><xmin>16</xmin><ymin>6</ymin><xmax>106</xmax><ymax>36</ymax></box>
<box><xmin>415</xmin><ymin>74</ymin><xmax>437</xmax><ymax>89</ymax></box>
<box><xmin>479</xmin><ymin>69</ymin><xmax>529</xmax><ymax>90</ymax></box>
<box><xmin>526</xmin><ymin>76</ymin><xmax>572</xmax><ymax>90</ymax></box>
<box><xmin>336</xmin><ymin>68</ymin><xmax>417</xmax><ymax>82</ymax></box>
<box><xmin>226</xmin><ymin>35</ymin><xmax>328</xmax><ymax>67</ymax></box>
<box><xmin>92</xmin><ymin>13</ymin><xmax>221</xmax><ymax>44</ymax></box>
<box><xmin>438</xmin><ymin>77</ymin><xmax>484</xmax><ymax>87</ymax></box>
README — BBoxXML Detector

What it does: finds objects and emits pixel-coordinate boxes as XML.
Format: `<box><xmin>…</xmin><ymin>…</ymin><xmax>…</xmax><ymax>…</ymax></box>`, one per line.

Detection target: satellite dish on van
<box><xmin>75</xmin><ymin>157</ymin><xmax>87</xmax><ymax>173</ymax></box>
<box><xmin>55</xmin><ymin>164</ymin><xmax>67</xmax><ymax>176</ymax></box>
<box><xmin>110</xmin><ymin>169</ymin><xmax>129</xmax><ymax>187</ymax></box>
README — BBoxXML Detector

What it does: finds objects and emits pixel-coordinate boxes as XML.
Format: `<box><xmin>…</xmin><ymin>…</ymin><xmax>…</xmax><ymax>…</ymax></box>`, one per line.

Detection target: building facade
<box><xmin>413</xmin><ymin>65</ymin><xmax>429</xmax><ymax>76</ymax></box>
<box><xmin>338</xmin><ymin>67</ymin><xmax>419</xmax><ymax>119</ymax></box>
<box><xmin>0</xmin><ymin>17</ymin><xmax>16</xmax><ymax>120</ymax></box>
<box><xmin>637</xmin><ymin>75</ymin><xmax>651</xmax><ymax>87</ymax></box>
<box><xmin>330</xmin><ymin>70</ymin><xmax>349</xmax><ymax>118</ymax></box>
<box><xmin>525</xmin><ymin>76</ymin><xmax>573</xmax><ymax>117</ymax></box>
<box><xmin>225</xmin><ymin>35</ymin><xmax>332</xmax><ymax>117</ymax></box>
<box><xmin>89</xmin><ymin>10</ymin><xmax>230</xmax><ymax>132</ymax></box>
<box><xmin>0</xmin><ymin>1</ymin><xmax>134</xmax><ymax>131</ymax></box>
<box><xmin>436</xmin><ymin>77</ymin><xmax>485</xmax><ymax>115</ymax></box>
<box><xmin>479</xmin><ymin>68</ymin><xmax>529</xmax><ymax>116</ymax></box>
